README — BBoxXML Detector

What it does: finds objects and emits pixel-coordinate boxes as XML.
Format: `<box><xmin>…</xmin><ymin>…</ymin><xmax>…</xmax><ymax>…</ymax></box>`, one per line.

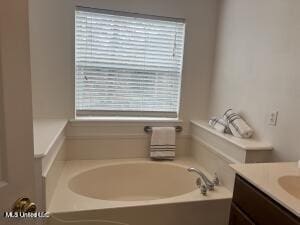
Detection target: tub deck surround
<box><xmin>48</xmin><ymin>158</ymin><xmax>232</xmax><ymax>213</ymax></box>
<box><xmin>33</xmin><ymin>119</ymin><xmax>68</xmax><ymax>211</ymax></box>
<box><xmin>34</xmin><ymin>118</ymin><xmax>68</xmax><ymax>157</ymax></box>
<box><xmin>65</xmin><ymin>119</ymin><xmax>190</xmax><ymax>160</ymax></box>
<box><xmin>67</xmin><ymin>118</ymin><xmax>185</xmax><ymax>138</ymax></box>
<box><xmin>49</xmin><ymin>200</ymin><xmax>231</xmax><ymax>225</ymax></box>
<box><xmin>190</xmin><ymin>120</ymin><xmax>273</xmax><ymax>163</ymax></box>
<box><xmin>231</xmin><ymin>162</ymin><xmax>300</xmax><ymax>217</ymax></box>
<box><xmin>33</xmin><ymin>118</ymin><xmax>68</xmax><ymax>174</ymax></box>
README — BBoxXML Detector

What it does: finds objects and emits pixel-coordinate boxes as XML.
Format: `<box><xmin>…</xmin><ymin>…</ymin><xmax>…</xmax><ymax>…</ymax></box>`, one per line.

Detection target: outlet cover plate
<box><xmin>268</xmin><ymin>111</ymin><xmax>278</xmax><ymax>126</ymax></box>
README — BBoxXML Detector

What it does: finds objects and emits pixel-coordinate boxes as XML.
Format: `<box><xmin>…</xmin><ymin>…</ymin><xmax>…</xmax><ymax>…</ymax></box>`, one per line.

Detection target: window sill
<box><xmin>71</xmin><ymin>116</ymin><xmax>182</xmax><ymax>123</ymax></box>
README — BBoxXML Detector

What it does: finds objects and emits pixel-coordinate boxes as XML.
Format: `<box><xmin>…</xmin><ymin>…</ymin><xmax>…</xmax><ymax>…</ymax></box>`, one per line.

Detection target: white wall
<box><xmin>208</xmin><ymin>0</ymin><xmax>300</xmax><ymax>161</ymax></box>
<box><xmin>29</xmin><ymin>0</ymin><xmax>219</xmax><ymax>126</ymax></box>
<box><xmin>29</xmin><ymin>0</ymin><xmax>74</xmax><ymax>118</ymax></box>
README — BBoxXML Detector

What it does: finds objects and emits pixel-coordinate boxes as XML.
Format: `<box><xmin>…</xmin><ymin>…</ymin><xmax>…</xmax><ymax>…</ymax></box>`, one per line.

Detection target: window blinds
<box><xmin>75</xmin><ymin>8</ymin><xmax>185</xmax><ymax>117</ymax></box>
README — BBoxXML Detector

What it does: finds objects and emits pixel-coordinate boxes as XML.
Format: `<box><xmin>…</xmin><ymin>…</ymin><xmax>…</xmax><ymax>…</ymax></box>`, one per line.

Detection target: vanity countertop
<box><xmin>231</xmin><ymin>162</ymin><xmax>300</xmax><ymax>217</ymax></box>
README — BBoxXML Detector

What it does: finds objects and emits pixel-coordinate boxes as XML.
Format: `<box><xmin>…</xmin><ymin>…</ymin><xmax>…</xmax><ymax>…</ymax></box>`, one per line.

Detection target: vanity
<box><xmin>230</xmin><ymin>163</ymin><xmax>300</xmax><ymax>225</ymax></box>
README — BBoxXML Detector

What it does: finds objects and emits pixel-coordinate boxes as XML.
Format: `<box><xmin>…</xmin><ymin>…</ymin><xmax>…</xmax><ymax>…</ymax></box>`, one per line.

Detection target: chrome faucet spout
<box><xmin>187</xmin><ymin>167</ymin><xmax>215</xmax><ymax>191</ymax></box>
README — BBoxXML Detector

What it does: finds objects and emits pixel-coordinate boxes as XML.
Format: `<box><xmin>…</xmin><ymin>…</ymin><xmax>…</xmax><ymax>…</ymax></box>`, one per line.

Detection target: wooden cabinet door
<box><xmin>229</xmin><ymin>203</ymin><xmax>255</xmax><ymax>225</ymax></box>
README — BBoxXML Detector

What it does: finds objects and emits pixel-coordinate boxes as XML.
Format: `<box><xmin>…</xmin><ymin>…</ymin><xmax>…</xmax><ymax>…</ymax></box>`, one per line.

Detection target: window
<box><xmin>75</xmin><ymin>7</ymin><xmax>185</xmax><ymax>118</ymax></box>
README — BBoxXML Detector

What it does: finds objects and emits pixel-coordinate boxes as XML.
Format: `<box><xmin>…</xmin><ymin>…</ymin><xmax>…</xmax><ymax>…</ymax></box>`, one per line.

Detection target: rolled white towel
<box><xmin>209</xmin><ymin>117</ymin><xmax>231</xmax><ymax>134</ymax></box>
<box><xmin>223</xmin><ymin>109</ymin><xmax>254</xmax><ymax>138</ymax></box>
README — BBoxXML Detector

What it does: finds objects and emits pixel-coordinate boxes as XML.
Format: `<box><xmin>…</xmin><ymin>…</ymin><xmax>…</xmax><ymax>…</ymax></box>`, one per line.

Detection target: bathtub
<box><xmin>47</xmin><ymin>158</ymin><xmax>232</xmax><ymax>225</ymax></box>
<box><xmin>69</xmin><ymin>162</ymin><xmax>198</xmax><ymax>201</ymax></box>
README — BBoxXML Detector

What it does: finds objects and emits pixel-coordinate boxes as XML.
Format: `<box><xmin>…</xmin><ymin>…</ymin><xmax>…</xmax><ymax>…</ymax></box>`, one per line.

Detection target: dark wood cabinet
<box><xmin>229</xmin><ymin>175</ymin><xmax>300</xmax><ymax>225</ymax></box>
<box><xmin>229</xmin><ymin>203</ymin><xmax>255</xmax><ymax>225</ymax></box>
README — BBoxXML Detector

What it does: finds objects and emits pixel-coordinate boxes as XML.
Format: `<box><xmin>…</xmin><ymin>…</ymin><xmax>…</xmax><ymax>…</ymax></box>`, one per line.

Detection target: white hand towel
<box><xmin>150</xmin><ymin>127</ymin><xmax>176</xmax><ymax>160</ymax></box>
<box><xmin>224</xmin><ymin>109</ymin><xmax>254</xmax><ymax>138</ymax></box>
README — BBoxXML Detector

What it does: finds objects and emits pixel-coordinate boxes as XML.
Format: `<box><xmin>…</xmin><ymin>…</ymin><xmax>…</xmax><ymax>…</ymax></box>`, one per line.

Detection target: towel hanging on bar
<box><xmin>150</xmin><ymin>127</ymin><xmax>176</xmax><ymax>160</ymax></box>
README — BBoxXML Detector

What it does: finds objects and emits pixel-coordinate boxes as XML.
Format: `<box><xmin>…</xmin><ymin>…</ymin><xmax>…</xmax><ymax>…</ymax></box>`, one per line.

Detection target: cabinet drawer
<box><xmin>233</xmin><ymin>175</ymin><xmax>300</xmax><ymax>225</ymax></box>
<box><xmin>229</xmin><ymin>203</ymin><xmax>255</xmax><ymax>225</ymax></box>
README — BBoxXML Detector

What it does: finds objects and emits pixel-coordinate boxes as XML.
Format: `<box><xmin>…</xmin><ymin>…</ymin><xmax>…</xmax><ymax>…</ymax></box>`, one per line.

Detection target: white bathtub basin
<box><xmin>48</xmin><ymin>159</ymin><xmax>232</xmax><ymax>214</ymax></box>
<box><xmin>68</xmin><ymin>162</ymin><xmax>197</xmax><ymax>201</ymax></box>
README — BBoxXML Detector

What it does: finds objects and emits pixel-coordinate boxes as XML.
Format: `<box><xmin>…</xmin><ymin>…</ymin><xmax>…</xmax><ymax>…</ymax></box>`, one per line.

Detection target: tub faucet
<box><xmin>187</xmin><ymin>167</ymin><xmax>215</xmax><ymax>191</ymax></box>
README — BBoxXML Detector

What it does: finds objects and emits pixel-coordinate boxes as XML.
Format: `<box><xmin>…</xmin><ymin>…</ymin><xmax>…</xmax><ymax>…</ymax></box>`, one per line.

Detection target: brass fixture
<box><xmin>12</xmin><ymin>197</ymin><xmax>36</xmax><ymax>213</ymax></box>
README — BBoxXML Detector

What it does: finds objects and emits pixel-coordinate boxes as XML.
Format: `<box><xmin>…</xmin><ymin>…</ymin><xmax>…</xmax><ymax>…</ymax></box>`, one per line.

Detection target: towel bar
<box><xmin>144</xmin><ymin>126</ymin><xmax>182</xmax><ymax>133</ymax></box>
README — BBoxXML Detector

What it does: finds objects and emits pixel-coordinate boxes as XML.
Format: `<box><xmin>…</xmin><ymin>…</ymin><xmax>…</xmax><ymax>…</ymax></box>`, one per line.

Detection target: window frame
<box><xmin>74</xmin><ymin>7</ymin><xmax>186</xmax><ymax>119</ymax></box>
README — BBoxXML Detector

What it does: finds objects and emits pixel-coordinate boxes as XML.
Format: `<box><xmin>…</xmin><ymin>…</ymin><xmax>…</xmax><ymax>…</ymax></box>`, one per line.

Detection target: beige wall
<box><xmin>29</xmin><ymin>0</ymin><xmax>219</xmax><ymax>126</ymax></box>
<box><xmin>208</xmin><ymin>0</ymin><xmax>300</xmax><ymax>161</ymax></box>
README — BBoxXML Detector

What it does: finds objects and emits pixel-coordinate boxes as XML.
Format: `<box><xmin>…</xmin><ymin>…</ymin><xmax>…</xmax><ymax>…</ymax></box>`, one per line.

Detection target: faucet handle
<box><xmin>212</xmin><ymin>173</ymin><xmax>220</xmax><ymax>186</ymax></box>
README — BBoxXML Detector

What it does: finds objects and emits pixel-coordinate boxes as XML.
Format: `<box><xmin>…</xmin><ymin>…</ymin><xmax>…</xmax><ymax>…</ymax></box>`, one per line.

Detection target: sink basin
<box><xmin>278</xmin><ymin>176</ymin><xmax>300</xmax><ymax>199</ymax></box>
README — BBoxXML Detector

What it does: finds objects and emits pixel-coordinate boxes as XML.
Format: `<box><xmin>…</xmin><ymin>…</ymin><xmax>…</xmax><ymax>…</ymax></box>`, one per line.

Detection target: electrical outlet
<box><xmin>268</xmin><ymin>111</ymin><xmax>278</xmax><ymax>126</ymax></box>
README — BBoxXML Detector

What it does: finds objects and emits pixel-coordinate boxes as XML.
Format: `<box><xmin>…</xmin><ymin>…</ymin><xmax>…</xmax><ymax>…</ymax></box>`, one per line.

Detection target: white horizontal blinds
<box><xmin>75</xmin><ymin>8</ymin><xmax>185</xmax><ymax>117</ymax></box>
